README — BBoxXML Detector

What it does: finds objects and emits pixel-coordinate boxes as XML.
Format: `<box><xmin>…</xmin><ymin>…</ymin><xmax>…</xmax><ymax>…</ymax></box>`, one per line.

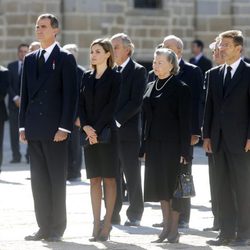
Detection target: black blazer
<box><xmin>79</xmin><ymin>68</ymin><xmax>121</xmax><ymax>135</ymax></box>
<box><xmin>0</xmin><ymin>66</ymin><xmax>9</xmax><ymax>122</ymax></box>
<box><xmin>19</xmin><ymin>44</ymin><xmax>78</xmax><ymax>140</ymax></box>
<box><xmin>115</xmin><ymin>59</ymin><xmax>147</xmax><ymax>141</ymax></box>
<box><xmin>177</xmin><ymin>59</ymin><xmax>203</xmax><ymax>135</ymax></box>
<box><xmin>189</xmin><ymin>55</ymin><xmax>212</xmax><ymax>76</ymax></box>
<box><xmin>143</xmin><ymin>76</ymin><xmax>192</xmax><ymax>160</ymax></box>
<box><xmin>203</xmin><ymin>60</ymin><xmax>250</xmax><ymax>153</ymax></box>
<box><xmin>7</xmin><ymin>60</ymin><xmax>20</xmax><ymax>110</ymax></box>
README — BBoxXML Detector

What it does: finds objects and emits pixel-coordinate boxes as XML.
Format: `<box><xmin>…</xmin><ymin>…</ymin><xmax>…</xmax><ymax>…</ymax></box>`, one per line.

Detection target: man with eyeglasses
<box><xmin>203</xmin><ymin>30</ymin><xmax>250</xmax><ymax>246</ymax></box>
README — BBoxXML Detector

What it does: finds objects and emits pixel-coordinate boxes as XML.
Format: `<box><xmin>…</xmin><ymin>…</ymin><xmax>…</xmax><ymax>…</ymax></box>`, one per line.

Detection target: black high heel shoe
<box><xmin>89</xmin><ymin>224</ymin><xmax>102</xmax><ymax>242</ymax></box>
<box><xmin>98</xmin><ymin>226</ymin><xmax>112</xmax><ymax>242</ymax></box>
<box><xmin>151</xmin><ymin>230</ymin><xmax>169</xmax><ymax>243</ymax></box>
<box><xmin>167</xmin><ymin>232</ymin><xmax>180</xmax><ymax>243</ymax></box>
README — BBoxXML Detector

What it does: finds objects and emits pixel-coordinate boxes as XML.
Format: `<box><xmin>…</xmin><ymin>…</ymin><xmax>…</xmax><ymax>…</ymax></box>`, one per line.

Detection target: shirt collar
<box><xmin>225</xmin><ymin>57</ymin><xmax>242</xmax><ymax>78</ymax></box>
<box><xmin>195</xmin><ymin>53</ymin><xmax>203</xmax><ymax>62</ymax></box>
<box><xmin>39</xmin><ymin>41</ymin><xmax>58</xmax><ymax>62</ymax></box>
<box><xmin>118</xmin><ymin>57</ymin><xmax>130</xmax><ymax>72</ymax></box>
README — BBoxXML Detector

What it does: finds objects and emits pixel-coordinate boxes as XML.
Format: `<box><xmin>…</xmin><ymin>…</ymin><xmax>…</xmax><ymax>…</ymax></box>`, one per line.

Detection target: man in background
<box><xmin>190</xmin><ymin>39</ymin><xmax>212</xmax><ymax>76</ymax></box>
<box><xmin>63</xmin><ymin>43</ymin><xmax>84</xmax><ymax>181</ymax></box>
<box><xmin>8</xmin><ymin>43</ymin><xmax>29</xmax><ymax>163</ymax></box>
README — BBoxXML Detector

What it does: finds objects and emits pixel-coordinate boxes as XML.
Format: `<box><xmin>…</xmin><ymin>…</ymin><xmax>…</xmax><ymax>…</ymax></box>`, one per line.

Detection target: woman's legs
<box><xmin>90</xmin><ymin>177</ymin><xmax>102</xmax><ymax>237</ymax></box>
<box><xmin>167</xmin><ymin>200</ymin><xmax>180</xmax><ymax>240</ymax></box>
<box><xmin>101</xmin><ymin>177</ymin><xmax>117</xmax><ymax>237</ymax></box>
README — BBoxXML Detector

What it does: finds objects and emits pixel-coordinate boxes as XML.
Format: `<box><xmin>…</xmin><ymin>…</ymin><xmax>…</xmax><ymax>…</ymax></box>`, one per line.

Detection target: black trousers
<box><xmin>0</xmin><ymin>120</ymin><xmax>4</xmax><ymax>169</ymax></box>
<box><xmin>213</xmin><ymin>138</ymin><xmax>250</xmax><ymax>239</ymax></box>
<box><xmin>208</xmin><ymin>153</ymin><xmax>219</xmax><ymax>228</ymax></box>
<box><xmin>174</xmin><ymin>146</ymin><xmax>193</xmax><ymax>224</ymax></box>
<box><xmin>68</xmin><ymin>125</ymin><xmax>82</xmax><ymax>178</ymax></box>
<box><xmin>9</xmin><ymin>108</ymin><xmax>21</xmax><ymax>161</ymax></box>
<box><xmin>28</xmin><ymin>140</ymin><xmax>68</xmax><ymax>236</ymax></box>
<box><xmin>112</xmin><ymin>140</ymin><xmax>144</xmax><ymax>221</ymax></box>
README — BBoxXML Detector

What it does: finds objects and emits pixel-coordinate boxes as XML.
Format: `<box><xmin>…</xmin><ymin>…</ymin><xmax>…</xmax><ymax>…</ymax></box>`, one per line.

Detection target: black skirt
<box><xmin>144</xmin><ymin>140</ymin><xmax>180</xmax><ymax>202</ymax></box>
<box><xmin>84</xmin><ymin>131</ymin><xmax>118</xmax><ymax>179</ymax></box>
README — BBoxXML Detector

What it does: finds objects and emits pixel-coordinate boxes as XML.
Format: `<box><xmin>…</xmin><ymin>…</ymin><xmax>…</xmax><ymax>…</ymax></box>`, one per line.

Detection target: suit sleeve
<box><xmin>116</xmin><ymin>66</ymin><xmax>147</xmax><ymax>125</ymax></box>
<box><xmin>202</xmin><ymin>70</ymin><xmax>213</xmax><ymax>139</ymax></box>
<box><xmin>60</xmin><ymin>53</ymin><xmax>78</xmax><ymax>131</ymax></box>
<box><xmin>93</xmin><ymin>72</ymin><xmax>122</xmax><ymax>134</ymax></box>
<box><xmin>0</xmin><ymin>70</ymin><xmax>9</xmax><ymax>101</ymax></box>
<box><xmin>7</xmin><ymin>64</ymin><xmax>18</xmax><ymax>101</ymax></box>
<box><xmin>19</xmin><ymin>59</ymin><xmax>28</xmax><ymax>129</ymax></box>
<box><xmin>191</xmin><ymin>66</ymin><xmax>203</xmax><ymax>135</ymax></box>
<box><xmin>178</xmin><ymin>84</ymin><xmax>192</xmax><ymax>161</ymax></box>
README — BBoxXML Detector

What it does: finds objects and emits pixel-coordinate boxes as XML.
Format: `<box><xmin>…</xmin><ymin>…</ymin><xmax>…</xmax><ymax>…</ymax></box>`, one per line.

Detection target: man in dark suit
<box><xmin>0</xmin><ymin>66</ymin><xmax>9</xmax><ymax>173</ymax></box>
<box><xmin>110</xmin><ymin>33</ymin><xmax>147</xmax><ymax>226</ymax></box>
<box><xmin>63</xmin><ymin>44</ymin><xmax>85</xmax><ymax>181</ymax></box>
<box><xmin>19</xmin><ymin>13</ymin><xmax>78</xmax><ymax>242</ymax></box>
<box><xmin>203</xmin><ymin>30</ymin><xmax>250</xmax><ymax>246</ymax></box>
<box><xmin>189</xmin><ymin>39</ymin><xmax>212</xmax><ymax>76</ymax></box>
<box><xmin>8</xmin><ymin>43</ymin><xmax>29</xmax><ymax>163</ymax></box>
<box><xmin>152</xmin><ymin>35</ymin><xmax>203</xmax><ymax>229</ymax></box>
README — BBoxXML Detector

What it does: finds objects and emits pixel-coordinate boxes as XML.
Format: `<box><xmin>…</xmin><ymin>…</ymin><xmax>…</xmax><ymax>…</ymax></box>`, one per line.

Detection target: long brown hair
<box><xmin>90</xmin><ymin>38</ymin><xmax>115</xmax><ymax>70</ymax></box>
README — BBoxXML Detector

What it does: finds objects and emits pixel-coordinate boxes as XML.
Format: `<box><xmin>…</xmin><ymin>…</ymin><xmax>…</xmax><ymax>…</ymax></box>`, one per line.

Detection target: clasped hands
<box><xmin>19</xmin><ymin>130</ymin><xmax>68</xmax><ymax>143</ymax></box>
<box><xmin>83</xmin><ymin>125</ymin><xmax>98</xmax><ymax>145</ymax></box>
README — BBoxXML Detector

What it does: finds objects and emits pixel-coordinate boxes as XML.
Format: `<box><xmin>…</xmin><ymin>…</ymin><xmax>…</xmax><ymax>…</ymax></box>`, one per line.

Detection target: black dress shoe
<box><xmin>152</xmin><ymin>221</ymin><xmax>164</xmax><ymax>228</ymax></box>
<box><xmin>229</xmin><ymin>238</ymin><xmax>250</xmax><ymax>246</ymax></box>
<box><xmin>24</xmin><ymin>231</ymin><xmax>47</xmax><ymax>241</ymax></box>
<box><xmin>203</xmin><ymin>226</ymin><xmax>219</xmax><ymax>231</ymax></box>
<box><xmin>124</xmin><ymin>219</ymin><xmax>140</xmax><ymax>226</ymax></box>
<box><xmin>10</xmin><ymin>159</ymin><xmax>21</xmax><ymax>163</ymax></box>
<box><xmin>207</xmin><ymin>237</ymin><xmax>233</xmax><ymax>246</ymax></box>
<box><xmin>45</xmin><ymin>236</ymin><xmax>62</xmax><ymax>242</ymax></box>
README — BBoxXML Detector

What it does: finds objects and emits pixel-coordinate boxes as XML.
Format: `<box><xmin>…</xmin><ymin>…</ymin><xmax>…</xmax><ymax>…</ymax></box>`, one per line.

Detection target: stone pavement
<box><xmin>0</xmin><ymin>123</ymin><xmax>247</xmax><ymax>250</ymax></box>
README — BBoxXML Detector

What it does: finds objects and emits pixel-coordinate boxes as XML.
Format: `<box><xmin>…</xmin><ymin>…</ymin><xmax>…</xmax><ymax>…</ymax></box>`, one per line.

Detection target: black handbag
<box><xmin>82</xmin><ymin>126</ymin><xmax>111</xmax><ymax>148</ymax></box>
<box><xmin>173</xmin><ymin>172</ymin><xmax>196</xmax><ymax>199</ymax></box>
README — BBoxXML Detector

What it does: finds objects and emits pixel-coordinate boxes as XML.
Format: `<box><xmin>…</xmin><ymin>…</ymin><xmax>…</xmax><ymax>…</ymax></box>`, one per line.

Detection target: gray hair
<box><xmin>63</xmin><ymin>44</ymin><xmax>79</xmax><ymax>59</ymax></box>
<box><xmin>163</xmin><ymin>35</ymin><xmax>184</xmax><ymax>51</ymax></box>
<box><xmin>154</xmin><ymin>48</ymin><xmax>180</xmax><ymax>75</ymax></box>
<box><xmin>111</xmin><ymin>33</ymin><xmax>135</xmax><ymax>56</ymax></box>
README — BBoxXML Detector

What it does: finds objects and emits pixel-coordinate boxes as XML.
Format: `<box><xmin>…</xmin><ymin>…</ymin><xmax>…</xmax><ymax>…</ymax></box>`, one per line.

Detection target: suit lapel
<box><xmin>224</xmin><ymin>60</ymin><xmax>245</xmax><ymax>97</ymax></box>
<box><xmin>31</xmin><ymin>45</ymin><xmax>60</xmax><ymax>97</ymax></box>
<box><xmin>121</xmin><ymin>59</ymin><xmax>133</xmax><ymax>81</ymax></box>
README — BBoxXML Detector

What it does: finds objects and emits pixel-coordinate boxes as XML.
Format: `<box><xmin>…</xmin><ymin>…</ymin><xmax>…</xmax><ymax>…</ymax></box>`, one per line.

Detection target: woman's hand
<box><xmin>180</xmin><ymin>156</ymin><xmax>188</xmax><ymax>165</ymax></box>
<box><xmin>83</xmin><ymin>125</ymin><xmax>98</xmax><ymax>144</ymax></box>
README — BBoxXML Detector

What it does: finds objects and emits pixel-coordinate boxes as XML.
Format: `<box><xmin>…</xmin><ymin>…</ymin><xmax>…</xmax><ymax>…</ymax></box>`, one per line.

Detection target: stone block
<box><xmin>6</xmin><ymin>14</ymin><xmax>28</xmax><ymax>25</ymax></box>
<box><xmin>7</xmin><ymin>27</ymin><xmax>26</xmax><ymax>36</ymax></box>
<box><xmin>63</xmin><ymin>15</ymin><xmax>89</xmax><ymax>30</ymax></box>
<box><xmin>78</xmin><ymin>32</ymin><xmax>101</xmax><ymax>48</ymax></box>
<box><xmin>89</xmin><ymin>16</ymin><xmax>101</xmax><ymax>30</ymax></box>
<box><xmin>234</xmin><ymin>17</ymin><xmax>250</xmax><ymax>26</ymax></box>
<box><xmin>77</xmin><ymin>0</ymin><xmax>102</xmax><ymax>13</ymax></box>
<box><xmin>196</xmin><ymin>17</ymin><xmax>208</xmax><ymax>32</ymax></box>
<box><xmin>142</xmin><ymin>39</ymin><xmax>155</xmax><ymax>49</ymax></box>
<box><xmin>197</xmin><ymin>1</ymin><xmax>219</xmax><ymax>15</ymax></box>
<box><xmin>5</xmin><ymin>2</ymin><xmax>18</xmax><ymax>12</ymax></box>
<box><xmin>134</xmin><ymin>28</ymin><xmax>147</xmax><ymax>37</ymax></box>
<box><xmin>149</xmin><ymin>29</ymin><xmax>163</xmax><ymax>38</ymax></box>
<box><xmin>116</xmin><ymin>16</ymin><xmax>125</xmax><ymax>25</ymax></box>
<box><xmin>209</xmin><ymin>18</ymin><xmax>232</xmax><ymax>31</ymax></box>
<box><xmin>105</xmin><ymin>3</ymin><xmax>124</xmax><ymax>13</ymax></box>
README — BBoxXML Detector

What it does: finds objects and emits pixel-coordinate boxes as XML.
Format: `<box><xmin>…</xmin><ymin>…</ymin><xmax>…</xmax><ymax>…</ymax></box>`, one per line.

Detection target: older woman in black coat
<box><xmin>142</xmin><ymin>48</ymin><xmax>192</xmax><ymax>243</ymax></box>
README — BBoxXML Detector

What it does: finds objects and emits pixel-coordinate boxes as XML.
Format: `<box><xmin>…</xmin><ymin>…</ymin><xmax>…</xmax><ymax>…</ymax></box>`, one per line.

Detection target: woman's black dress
<box><xmin>143</xmin><ymin>76</ymin><xmax>192</xmax><ymax>203</ymax></box>
<box><xmin>79</xmin><ymin>68</ymin><xmax>121</xmax><ymax>179</ymax></box>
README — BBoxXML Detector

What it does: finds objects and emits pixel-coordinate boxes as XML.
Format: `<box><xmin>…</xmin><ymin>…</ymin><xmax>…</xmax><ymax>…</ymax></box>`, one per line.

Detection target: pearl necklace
<box><xmin>155</xmin><ymin>75</ymin><xmax>173</xmax><ymax>91</ymax></box>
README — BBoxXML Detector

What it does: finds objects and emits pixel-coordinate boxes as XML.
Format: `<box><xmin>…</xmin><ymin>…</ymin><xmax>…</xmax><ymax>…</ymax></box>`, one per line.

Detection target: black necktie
<box><xmin>117</xmin><ymin>66</ymin><xmax>122</xmax><ymax>72</ymax></box>
<box><xmin>223</xmin><ymin>66</ymin><xmax>232</xmax><ymax>95</ymax></box>
<box><xmin>37</xmin><ymin>50</ymin><xmax>46</xmax><ymax>76</ymax></box>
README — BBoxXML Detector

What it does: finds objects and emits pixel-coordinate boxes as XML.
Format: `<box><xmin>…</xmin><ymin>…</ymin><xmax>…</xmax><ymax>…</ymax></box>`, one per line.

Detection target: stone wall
<box><xmin>1</xmin><ymin>0</ymin><xmax>250</xmax><ymax>67</ymax></box>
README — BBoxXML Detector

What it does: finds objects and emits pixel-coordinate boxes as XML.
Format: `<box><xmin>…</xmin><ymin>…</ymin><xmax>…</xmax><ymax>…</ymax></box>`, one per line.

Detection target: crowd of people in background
<box><xmin>0</xmin><ymin>12</ymin><xmax>250</xmax><ymax>247</ymax></box>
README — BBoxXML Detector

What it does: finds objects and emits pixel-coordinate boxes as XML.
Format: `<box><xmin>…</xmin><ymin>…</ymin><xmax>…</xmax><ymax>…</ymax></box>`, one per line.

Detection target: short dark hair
<box><xmin>18</xmin><ymin>43</ymin><xmax>29</xmax><ymax>51</ymax></box>
<box><xmin>192</xmin><ymin>39</ymin><xmax>204</xmax><ymax>50</ymax></box>
<box><xmin>219</xmin><ymin>30</ymin><xmax>244</xmax><ymax>47</ymax></box>
<box><xmin>37</xmin><ymin>13</ymin><xmax>59</xmax><ymax>28</ymax></box>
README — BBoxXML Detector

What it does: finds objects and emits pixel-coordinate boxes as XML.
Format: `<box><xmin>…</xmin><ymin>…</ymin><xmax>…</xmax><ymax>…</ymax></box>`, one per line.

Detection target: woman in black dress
<box><xmin>79</xmin><ymin>38</ymin><xmax>121</xmax><ymax>241</ymax></box>
<box><xmin>142</xmin><ymin>48</ymin><xmax>192</xmax><ymax>243</ymax></box>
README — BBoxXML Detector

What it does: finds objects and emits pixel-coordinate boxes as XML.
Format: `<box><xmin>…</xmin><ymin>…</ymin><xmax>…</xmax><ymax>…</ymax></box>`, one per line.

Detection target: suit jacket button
<box><xmin>39</xmin><ymin>112</ymin><xmax>43</xmax><ymax>115</ymax></box>
<box><xmin>39</xmin><ymin>102</ymin><xmax>42</xmax><ymax>104</ymax></box>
